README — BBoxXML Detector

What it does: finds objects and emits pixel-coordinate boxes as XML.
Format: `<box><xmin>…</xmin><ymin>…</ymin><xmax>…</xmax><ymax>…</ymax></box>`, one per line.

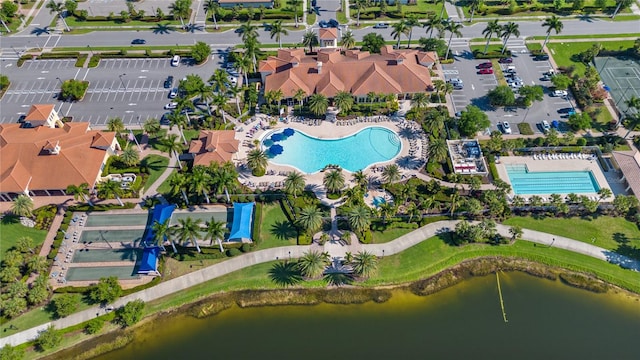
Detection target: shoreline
<box><xmin>39</xmin><ymin>256</ymin><xmax>640</xmax><ymax>360</ymax></box>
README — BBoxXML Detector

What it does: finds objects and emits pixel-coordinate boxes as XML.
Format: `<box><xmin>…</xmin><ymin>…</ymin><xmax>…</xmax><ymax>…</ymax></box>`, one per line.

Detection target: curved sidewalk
<box><xmin>2</xmin><ymin>221</ymin><xmax>638</xmax><ymax>347</ymax></box>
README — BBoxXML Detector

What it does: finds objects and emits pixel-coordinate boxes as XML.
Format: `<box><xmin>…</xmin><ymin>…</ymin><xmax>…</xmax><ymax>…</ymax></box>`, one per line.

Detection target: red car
<box><xmin>477</xmin><ymin>62</ymin><xmax>492</xmax><ymax>69</ymax></box>
<box><xmin>478</xmin><ymin>68</ymin><xmax>493</xmax><ymax>74</ymax></box>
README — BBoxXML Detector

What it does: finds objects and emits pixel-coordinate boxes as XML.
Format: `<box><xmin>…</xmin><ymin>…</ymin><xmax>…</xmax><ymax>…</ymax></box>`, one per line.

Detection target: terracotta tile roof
<box><xmin>0</xmin><ymin>122</ymin><xmax>116</xmax><ymax>193</ymax></box>
<box><xmin>218</xmin><ymin>0</ymin><xmax>271</xmax><ymax>3</ymax></box>
<box><xmin>418</xmin><ymin>52</ymin><xmax>438</xmax><ymax>64</ymax></box>
<box><xmin>189</xmin><ymin>130</ymin><xmax>239</xmax><ymax>167</ymax></box>
<box><xmin>612</xmin><ymin>151</ymin><xmax>640</xmax><ymax>202</ymax></box>
<box><xmin>260</xmin><ymin>48</ymin><xmax>438</xmax><ymax>98</ymax></box>
<box><xmin>24</xmin><ymin>104</ymin><xmax>55</xmax><ymax>122</ymax></box>
<box><xmin>91</xmin><ymin>133</ymin><xmax>113</xmax><ymax>148</ymax></box>
<box><xmin>319</xmin><ymin>28</ymin><xmax>338</xmax><ymax>40</ymax></box>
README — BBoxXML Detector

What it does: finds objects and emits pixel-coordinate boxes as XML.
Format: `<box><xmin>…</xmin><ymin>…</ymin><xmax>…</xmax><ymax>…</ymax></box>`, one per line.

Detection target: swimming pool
<box><xmin>264</xmin><ymin>127</ymin><xmax>401</xmax><ymax>173</ymax></box>
<box><xmin>505</xmin><ymin>164</ymin><xmax>600</xmax><ymax>195</ymax></box>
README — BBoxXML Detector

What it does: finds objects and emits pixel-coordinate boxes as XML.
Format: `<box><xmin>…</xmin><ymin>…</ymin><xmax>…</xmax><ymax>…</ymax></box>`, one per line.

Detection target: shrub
<box><xmin>517</xmin><ymin>122</ymin><xmax>534</xmax><ymax>135</ymax></box>
<box><xmin>85</xmin><ymin>318</ymin><xmax>105</xmax><ymax>334</ymax></box>
<box><xmin>51</xmin><ymin>294</ymin><xmax>79</xmax><ymax>318</ymax></box>
<box><xmin>60</xmin><ymin>79</ymin><xmax>89</xmax><ymax>101</ymax></box>
<box><xmin>35</xmin><ymin>325</ymin><xmax>62</xmax><ymax>351</ymax></box>
<box><xmin>116</xmin><ymin>299</ymin><xmax>145</xmax><ymax>327</ymax></box>
<box><xmin>359</xmin><ymin>230</ymin><xmax>372</xmax><ymax>244</ymax></box>
<box><xmin>576</xmin><ymin>138</ymin><xmax>587</xmax><ymax>146</ymax></box>
<box><xmin>240</xmin><ymin>243</ymin><xmax>252</xmax><ymax>253</ymax></box>
<box><xmin>297</xmin><ymin>232</ymin><xmax>312</xmax><ymax>245</ymax></box>
<box><xmin>226</xmin><ymin>248</ymin><xmax>242</xmax><ymax>257</ymax></box>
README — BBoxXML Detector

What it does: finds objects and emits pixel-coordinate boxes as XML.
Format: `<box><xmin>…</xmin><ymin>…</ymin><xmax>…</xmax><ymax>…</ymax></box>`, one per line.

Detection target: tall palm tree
<box><xmin>120</xmin><ymin>145</ymin><xmax>139</xmax><ymax>167</ymax></box>
<box><xmin>175</xmin><ymin>217</ymin><xmax>203</xmax><ymax>253</ymax></box>
<box><xmin>482</xmin><ymin>19</ymin><xmax>501</xmax><ymax>54</ymax></box>
<box><xmin>339</xmin><ymin>30</ymin><xmax>356</xmax><ymax>50</ymax></box>
<box><xmin>197</xmin><ymin>85</ymin><xmax>215</xmax><ymax>115</ymax></box>
<box><xmin>468</xmin><ymin>0</ymin><xmax>483</xmax><ymax>23</ymax></box>
<box><xmin>354</xmin><ymin>0</ymin><xmax>367</xmax><ymax>27</ymax></box>
<box><xmin>270</xmin><ymin>20</ymin><xmax>288</xmax><ymax>48</ymax></box>
<box><xmin>243</xmin><ymin>36</ymin><xmax>260</xmax><ymax>73</ymax></box>
<box><xmin>46</xmin><ymin>0</ymin><xmax>70</xmax><ymax>31</ymax></box>
<box><xmin>165</xmin><ymin>110</ymin><xmax>187</xmax><ymax>145</ymax></box>
<box><xmin>302</xmin><ymin>30</ymin><xmax>319</xmax><ymax>53</ymax></box>
<box><xmin>405</xmin><ymin>14</ymin><xmax>421</xmax><ymax>48</ymax></box>
<box><xmin>296</xmin><ymin>205</ymin><xmax>323</xmax><ymax>234</ymax></box>
<box><xmin>449</xmin><ymin>190</ymin><xmax>461</xmax><ymax>217</ymax></box>
<box><xmin>210</xmin><ymin>68</ymin><xmax>230</xmax><ymax>94</ymax></box>
<box><xmin>290</xmin><ymin>0</ymin><xmax>301</xmax><ymax>27</ymax></box>
<box><xmin>284</xmin><ymin>172</ymin><xmax>306</xmax><ymax>198</ymax></box>
<box><xmin>11</xmin><ymin>194</ymin><xmax>33</xmax><ymax>217</ymax></box>
<box><xmin>211</xmin><ymin>93</ymin><xmax>229</xmax><ymax>123</ymax></box>
<box><xmin>334</xmin><ymin>91</ymin><xmax>354</xmax><ymax>115</ymax></box>
<box><xmin>500</xmin><ymin>22</ymin><xmax>520</xmax><ymax>54</ymax></box>
<box><xmin>406</xmin><ymin>202</ymin><xmax>420</xmax><ymax>223</ymax></box>
<box><xmin>382</xmin><ymin>164</ymin><xmax>401</xmax><ymax>183</ymax></box>
<box><xmin>541</xmin><ymin>15</ymin><xmax>563</xmax><ymax>50</ymax></box>
<box><xmin>66</xmin><ymin>183</ymin><xmax>93</xmax><ymax>206</ymax></box>
<box><xmin>323</xmin><ymin>169</ymin><xmax>345</xmax><ymax>194</ymax></box>
<box><xmin>352</xmin><ymin>170</ymin><xmax>368</xmax><ymax>188</ymax></box>
<box><xmin>97</xmin><ymin>180</ymin><xmax>124</xmax><ymax>206</ymax></box>
<box><xmin>436</xmin><ymin>0</ymin><xmax>447</xmax><ymax>19</ymax></box>
<box><xmin>443</xmin><ymin>19</ymin><xmax>463</xmax><ymax>60</ymax></box>
<box><xmin>308</xmin><ymin>93</ymin><xmax>328</xmax><ymax>116</ymax></box>
<box><xmin>227</xmin><ymin>84</ymin><xmax>243</xmax><ymax>115</ymax></box>
<box><xmin>378</xmin><ymin>202</ymin><xmax>397</xmax><ymax>225</ymax></box>
<box><xmin>347</xmin><ymin>205</ymin><xmax>371</xmax><ymax>233</ymax></box>
<box><xmin>296</xmin><ymin>250</ymin><xmax>330</xmax><ymax>278</ymax></box>
<box><xmin>411</xmin><ymin>92</ymin><xmax>429</xmax><ymax>111</ymax></box>
<box><xmin>189</xmin><ymin>165</ymin><xmax>211</xmax><ymax>203</ymax></box>
<box><xmin>597</xmin><ymin>187</ymin><xmax>613</xmax><ymax>201</ymax></box>
<box><xmin>106</xmin><ymin>117</ymin><xmax>125</xmax><ymax>134</ymax></box>
<box><xmin>205</xmin><ymin>218</ymin><xmax>226</xmax><ymax>252</ymax></box>
<box><xmin>611</xmin><ymin>0</ymin><xmax>631</xmax><ymax>19</ymax></box>
<box><xmin>204</xmin><ymin>0</ymin><xmax>219</xmax><ymax>29</ymax></box>
<box><xmin>423</xmin><ymin>13</ymin><xmax>442</xmax><ymax>39</ymax></box>
<box><xmin>169</xmin><ymin>0</ymin><xmax>191</xmax><ymax>28</ymax></box>
<box><xmin>391</xmin><ymin>19</ymin><xmax>409</xmax><ymax>50</ymax></box>
<box><xmin>236</xmin><ymin>55</ymin><xmax>252</xmax><ymax>85</ymax></box>
<box><xmin>428</xmin><ymin>137</ymin><xmax>448</xmax><ymax>163</ymax></box>
<box><xmin>209</xmin><ymin>161</ymin><xmax>238</xmax><ymax>202</ymax></box>
<box><xmin>158</xmin><ymin>133</ymin><xmax>184</xmax><ymax>170</ymax></box>
<box><xmin>169</xmin><ymin>172</ymin><xmax>190</xmax><ymax>204</ymax></box>
<box><xmin>293</xmin><ymin>89</ymin><xmax>307</xmax><ymax>111</ymax></box>
<box><xmin>143</xmin><ymin>118</ymin><xmax>162</xmax><ymax>139</ymax></box>
<box><xmin>151</xmin><ymin>219</ymin><xmax>176</xmax><ymax>252</ymax></box>
<box><xmin>247</xmin><ymin>149</ymin><xmax>268</xmax><ymax>175</ymax></box>
<box><xmin>238</xmin><ymin>21</ymin><xmax>259</xmax><ymax>42</ymax></box>
<box><xmin>352</xmin><ymin>250</ymin><xmax>378</xmax><ymax>278</ymax></box>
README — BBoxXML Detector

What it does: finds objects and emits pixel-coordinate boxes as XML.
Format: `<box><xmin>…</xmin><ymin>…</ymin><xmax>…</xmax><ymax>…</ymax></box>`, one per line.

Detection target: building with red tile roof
<box><xmin>188</xmin><ymin>130</ymin><xmax>240</xmax><ymax>166</ymax></box>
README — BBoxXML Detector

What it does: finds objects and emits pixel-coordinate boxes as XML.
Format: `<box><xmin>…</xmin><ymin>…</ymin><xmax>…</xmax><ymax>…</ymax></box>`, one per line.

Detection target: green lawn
<box><xmin>503</xmin><ymin>216</ymin><xmax>640</xmax><ymax>255</ymax></box>
<box><xmin>546</xmin><ymin>40</ymin><xmax>636</xmax><ymax>76</ymax></box>
<box><xmin>0</xmin><ymin>216</ymin><xmax>48</xmax><ymax>260</ymax></box>
<box><xmin>156</xmin><ymin>170</ymin><xmax>177</xmax><ymax>195</ymax></box>
<box><xmin>142</xmin><ymin>155</ymin><xmax>170</xmax><ymax>191</ymax></box>
<box><xmin>370</xmin><ymin>227</ymin><xmax>413</xmax><ymax>244</ymax></box>
<box><xmin>255</xmin><ymin>204</ymin><xmax>297</xmax><ymax>250</ymax></box>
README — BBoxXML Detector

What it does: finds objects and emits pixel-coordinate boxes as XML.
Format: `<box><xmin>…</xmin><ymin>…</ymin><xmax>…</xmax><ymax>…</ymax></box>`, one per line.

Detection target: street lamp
<box><xmin>86</xmin><ymin>45</ymin><xmax>94</xmax><ymax>56</ymax></box>
<box><xmin>55</xmin><ymin>77</ymin><xmax>63</xmax><ymax>86</ymax></box>
<box><xmin>119</xmin><ymin>74</ymin><xmax>127</xmax><ymax>90</ymax></box>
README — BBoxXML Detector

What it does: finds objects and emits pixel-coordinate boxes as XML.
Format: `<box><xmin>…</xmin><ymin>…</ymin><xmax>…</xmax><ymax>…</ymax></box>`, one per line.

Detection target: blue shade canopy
<box><xmin>270</xmin><ymin>133</ymin><xmax>284</xmax><ymax>142</ymax></box>
<box><xmin>138</xmin><ymin>246</ymin><xmax>161</xmax><ymax>273</ymax></box>
<box><xmin>144</xmin><ymin>204</ymin><xmax>176</xmax><ymax>245</ymax></box>
<box><xmin>283</xmin><ymin>128</ymin><xmax>295</xmax><ymax>136</ymax></box>
<box><xmin>229</xmin><ymin>202</ymin><xmax>255</xmax><ymax>241</ymax></box>
<box><xmin>269</xmin><ymin>144</ymin><xmax>284</xmax><ymax>155</ymax></box>
<box><xmin>263</xmin><ymin>139</ymin><xmax>274</xmax><ymax>147</ymax></box>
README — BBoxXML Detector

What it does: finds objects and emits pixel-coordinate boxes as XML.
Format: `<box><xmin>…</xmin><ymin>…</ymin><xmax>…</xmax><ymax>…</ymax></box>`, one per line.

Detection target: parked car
<box><xmin>478</xmin><ymin>68</ymin><xmax>493</xmax><ymax>74</ymax></box>
<box><xmin>507</xmin><ymin>75</ymin><xmax>523</xmax><ymax>82</ymax></box>
<box><xmin>498</xmin><ymin>57</ymin><xmax>513</xmax><ymax>63</ymax></box>
<box><xmin>477</xmin><ymin>62</ymin><xmax>493</xmax><ymax>69</ymax></box>
<box><xmin>534</xmin><ymin>54</ymin><xmax>550</xmax><ymax>61</ymax></box>
<box><xmin>131</xmin><ymin>39</ymin><xmax>146</xmax><ymax>45</ymax></box>
<box><xmin>164</xmin><ymin>102</ymin><xmax>178</xmax><ymax>109</ymax></box>
<box><xmin>447</xmin><ymin>78</ymin><xmax>463</xmax><ymax>85</ymax></box>
<box><xmin>502</xmin><ymin>121</ymin><xmax>512</xmax><ymax>134</ymax></box>
<box><xmin>319</xmin><ymin>20</ymin><xmax>329</xmax><ymax>28</ymax></box>
<box><xmin>171</xmin><ymin>55</ymin><xmax>180</xmax><ymax>67</ymax></box>
<box><xmin>328</xmin><ymin>19</ymin><xmax>339</xmax><ymax>28</ymax></box>
<box><xmin>541</xmin><ymin>120</ymin><xmax>551</xmax><ymax>132</ymax></box>
<box><xmin>541</xmin><ymin>74</ymin><xmax>552</xmax><ymax>81</ymax></box>
<box><xmin>164</xmin><ymin>75</ymin><xmax>174</xmax><ymax>89</ymax></box>
<box><xmin>509</xmin><ymin>81</ymin><xmax>524</xmax><ymax>88</ymax></box>
<box><xmin>168</xmin><ymin>88</ymin><xmax>178</xmax><ymax>99</ymax></box>
<box><xmin>228</xmin><ymin>76</ymin><xmax>238</xmax><ymax>85</ymax></box>
<box><xmin>552</xmin><ymin>90</ymin><xmax>568</xmax><ymax>97</ymax></box>
<box><xmin>373</xmin><ymin>23</ymin><xmax>389</xmax><ymax>29</ymax></box>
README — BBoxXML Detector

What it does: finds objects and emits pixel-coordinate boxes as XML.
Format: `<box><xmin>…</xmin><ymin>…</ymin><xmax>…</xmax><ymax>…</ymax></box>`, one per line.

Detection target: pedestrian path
<box><xmin>2</xmin><ymin>220</ymin><xmax>638</xmax><ymax>347</ymax></box>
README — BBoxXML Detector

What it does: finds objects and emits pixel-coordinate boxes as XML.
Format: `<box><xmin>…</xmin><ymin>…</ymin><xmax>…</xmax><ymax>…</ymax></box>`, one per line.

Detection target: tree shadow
<box><xmin>268</xmin><ymin>261</ymin><xmax>303</xmax><ymax>287</ymax></box>
<box><xmin>31</xmin><ymin>26</ymin><xmax>50</xmax><ymax>36</ymax></box>
<box><xmin>397</xmin><ymin>126</ymin><xmax>418</xmax><ymax>139</ymax></box>
<box><xmin>436</xmin><ymin>228</ymin><xmax>457</xmax><ymax>246</ymax></box>
<box><xmin>187</xmin><ymin>23</ymin><xmax>204</xmax><ymax>33</ymax></box>
<box><xmin>396</xmin><ymin>155</ymin><xmax>423</xmax><ymax>170</ymax></box>
<box><xmin>270</xmin><ymin>220</ymin><xmax>297</xmax><ymax>241</ymax></box>
<box><xmin>152</xmin><ymin>23</ymin><xmax>175</xmax><ymax>35</ymax></box>
<box><xmin>614</xmin><ymin>244</ymin><xmax>640</xmax><ymax>261</ymax></box>
<box><xmin>141</xmin><ymin>157</ymin><xmax>166</xmax><ymax>172</ymax></box>
<box><xmin>612</xmin><ymin>232</ymin><xmax>629</xmax><ymax>245</ymax></box>
<box><xmin>1</xmin><ymin>214</ymin><xmax>20</xmax><ymax>225</ymax></box>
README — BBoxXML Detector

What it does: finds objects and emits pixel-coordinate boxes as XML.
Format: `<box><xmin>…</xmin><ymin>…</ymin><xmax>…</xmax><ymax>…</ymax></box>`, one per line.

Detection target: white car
<box><xmin>502</xmin><ymin>121</ymin><xmax>512</xmax><ymax>134</ymax></box>
<box><xmin>509</xmin><ymin>81</ymin><xmax>524</xmax><ymax>89</ymax></box>
<box><xmin>553</xmin><ymin>90</ymin><xmax>568</xmax><ymax>97</ymax></box>
<box><xmin>171</xmin><ymin>55</ymin><xmax>180</xmax><ymax>67</ymax></box>
<box><xmin>541</xmin><ymin>120</ymin><xmax>551</xmax><ymax>132</ymax></box>
<box><xmin>164</xmin><ymin>102</ymin><xmax>178</xmax><ymax>109</ymax></box>
<box><xmin>168</xmin><ymin>88</ymin><xmax>178</xmax><ymax>99</ymax></box>
<box><xmin>228</xmin><ymin>76</ymin><xmax>238</xmax><ymax>85</ymax></box>
<box><xmin>448</xmin><ymin>78</ymin><xmax>463</xmax><ymax>85</ymax></box>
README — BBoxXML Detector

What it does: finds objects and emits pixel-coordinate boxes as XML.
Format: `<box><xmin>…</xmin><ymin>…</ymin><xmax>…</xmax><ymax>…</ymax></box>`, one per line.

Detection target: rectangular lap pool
<box><xmin>505</xmin><ymin>164</ymin><xmax>600</xmax><ymax>195</ymax></box>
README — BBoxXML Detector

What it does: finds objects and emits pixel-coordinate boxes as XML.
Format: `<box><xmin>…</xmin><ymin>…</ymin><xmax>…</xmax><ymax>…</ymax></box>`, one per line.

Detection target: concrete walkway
<box><xmin>2</xmin><ymin>220</ymin><xmax>639</xmax><ymax>347</ymax></box>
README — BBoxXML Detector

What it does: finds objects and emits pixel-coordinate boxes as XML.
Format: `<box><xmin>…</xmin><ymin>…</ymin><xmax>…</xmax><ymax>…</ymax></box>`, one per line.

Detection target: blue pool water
<box><xmin>373</xmin><ymin>196</ymin><xmax>386</xmax><ymax>207</ymax></box>
<box><xmin>264</xmin><ymin>127</ymin><xmax>401</xmax><ymax>173</ymax></box>
<box><xmin>505</xmin><ymin>164</ymin><xmax>600</xmax><ymax>195</ymax></box>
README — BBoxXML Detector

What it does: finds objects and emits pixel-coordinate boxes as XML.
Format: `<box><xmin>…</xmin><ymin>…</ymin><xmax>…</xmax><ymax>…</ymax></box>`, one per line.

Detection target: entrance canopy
<box><xmin>138</xmin><ymin>246</ymin><xmax>161</xmax><ymax>274</ymax></box>
<box><xmin>229</xmin><ymin>202</ymin><xmax>255</xmax><ymax>241</ymax></box>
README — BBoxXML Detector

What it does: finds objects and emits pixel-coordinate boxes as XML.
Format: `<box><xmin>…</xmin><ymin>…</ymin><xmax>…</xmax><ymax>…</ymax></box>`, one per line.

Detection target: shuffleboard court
<box><xmin>85</xmin><ymin>213</ymin><xmax>150</xmax><ymax>227</ymax></box>
<box><xmin>72</xmin><ymin>248</ymin><xmax>140</xmax><ymax>263</ymax></box>
<box><xmin>79</xmin><ymin>229</ymin><xmax>145</xmax><ymax>245</ymax></box>
<box><xmin>65</xmin><ymin>266</ymin><xmax>139</xmax><ymax>281</ymax></box>
<box><xmin>170</xmin><ymin>209</ymin><xmax>232</xmax><ymax>226</ymax></box>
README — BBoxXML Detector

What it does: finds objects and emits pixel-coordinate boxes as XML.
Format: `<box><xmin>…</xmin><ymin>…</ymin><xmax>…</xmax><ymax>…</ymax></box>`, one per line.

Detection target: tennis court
<box><xmin>65</xmin><ymin>266</ymin><xmax>140</xmax><ymax>281</ymax></box>
<box><xmin>595</xmin><ymin>56</ymin><xmax>640</xmax><ymax>115</ymax></box>
<box><xmin>85</xmin><ymin>213</ymin><xmax>150</xmax><ymax>227</ymax></box>
<box><xmin>79</xmin><ymin>229</ymin><xmax>145</xmax><ymax>245</ymax></box>
<box><xmin>72</xmin><ymin>248</ymin><xmax>140</xmax><ymax>263</ymax></box>
<box><xmin>169</xmin><ymin>209</ymin><xmax>232</xmax><ymax>226</ymax></box>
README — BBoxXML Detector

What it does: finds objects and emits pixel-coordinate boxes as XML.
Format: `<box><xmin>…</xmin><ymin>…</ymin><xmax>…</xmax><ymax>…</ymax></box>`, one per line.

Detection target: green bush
<box><xmin>576</xmin><ymin>138</ymin><xmax>587</xmax><ymax>146</ymax></box>
<box><xmin>88</xmin><ymin>55</ymin><xmax>100</xmax><ymax>67</ymax></box>
<box><xmin>85</xmin><ymin>318</ymin><xmax>104</xmax><ymax>334</ymax></box>
<box><xmin>359</xmin><ymin>229</ymin><xmax>372</xmax><ymax>244</ymax></box>
<box><xmin>226</xmin><ymin>248</ymin><xmax>241</xmax><ymax>257</ymax></box>
<box><xmin>240</xmin><ymin>243</ymin><xmax>252</xmax><ymax>253</ymax></box>
<box><xmin>488</xmin><ymin>161</ymin><xmax>499</xmax><ymax>181</ymax></box>
<box><xmin>297</xmin><ymin>232</ymin><xmax>312</xmax><ymax>245</ymax></box>
<box><xmin>75</xmin><ymin>54</ymin><xmax>88</xmax><ymax>67</ymax></box>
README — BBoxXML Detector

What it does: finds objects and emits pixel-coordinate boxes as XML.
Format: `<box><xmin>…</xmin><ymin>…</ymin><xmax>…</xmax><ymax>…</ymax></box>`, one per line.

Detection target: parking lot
<box><xmin>443</xmin><ymin>48</ymin><xmax>574</xmax><ymax>135</ymax></box>
<box><xmin>0</xmin><ymin>55</ymin><xmax>222</xmax><ymax>126</ymax></box>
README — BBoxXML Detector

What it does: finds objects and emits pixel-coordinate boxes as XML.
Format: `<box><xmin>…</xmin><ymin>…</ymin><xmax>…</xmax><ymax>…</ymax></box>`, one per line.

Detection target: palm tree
<box><xmin>296</xmin><ymin>250</ymin><xmax>330</xmax><ymax>278</ymax></box>
<box><xmin>334</xmin><ymin>91</ymin><xmax>354</xmax><ymax>115</ymax></box>
<box><xmin>210</xmin><ymin>68</ymin><xmax>230</xmax><ymax>94</ymax></box>
<box><xmin>97</xmin><ymin>180</ymin><xmax>124</xmax><ymax>206</ymax></box>
<box><xmin>500</xmin><ymin>22</ymin><xmax>520</xmax><ymax>54</ymax></box>
<box><xmin>175</xmin><ymin>217</ymin><xmax>203</xmax><ymax>253</ymax></box>
<box><xmin>428</xmin><ymin>137</ymin><xmax>448</xmax><ymax>163</ymax></box>
<box><xmin>405</xmin><ymin>14</ymin><xmax>421</xmax><ymax>48</ymax></box>
<box><xmin>541</xmin><ymin>15</ymin><xmax>563</xmax><ymax>50</ymax></box>
<box><xmin>205</xmin><ymin>218</ymin><xmax>226</xmax><ymax>252</ymax></box>
<box><xmin>443</xmin><ymin>19</ymin><xmax>463</xmax><ymax>60</ymax></box>
<box><xmin>119</xmin><ymin>145</ymin><xmax>139</xmax><ymax>167</ymax></box>
<box><xmin>209</xmin><ymin>161</ymin><xmax>238</xmax><ymax>202</ymax></box>
<box><xmin>354</xmin><ymin>0</ymin><xmax>367</xmax><ymax>26</ymax></box>
<box><xmin>352</xmin><ymin>170</ymin><xmax>368</xmax><ymax>188</ymax></box>
<box><xmin>611</xmin><ymin>0</ymin><xmax>630</xmax><ymax>19</ymax></box>
<box><xmin>352</xmin><ymin>250</ymin><xmax>378</xmax><ymax>278</ymax></box>
<box><xmin>165</xmin><ymin>110</ymin><xmax>187</xmax><ymax>145</ymax></box>
<box><xmin>158</xmin><ymin>133</ymin><xmax>184</xmax><ymax>170</ymax></box>
<box><xmin>381</xmin><ymin>164</ymin><xmax>400</xmax><ymax>183</ymax></box>
<box><xmin>204</xmin><ymin>0</ymin><xmax>219</xmax><ymax>29</ymax></box>
<box><xmin>169</xmin><ymin>0</ymin><xmax>191</xmax><ymax>28</ymax></box>
<box><xmin>406</xmin><ymin>202</ymin><xmax>421</xmax><ymax>223</ymax></box>
<box><xmin>482</xmin><ymin>19</ymin><xmax>501</xmax><ymax>54</ymax></box>
<box><xmin>339</xmin><ymin>30</ymin><xmax>356</xmax><ymax>50</ymax></box>
<box><xmin>46</xmin><ymin>0</ymin><xmax>70</xmax><ymax>31</ymax></box>
<box><xmin>423</xmin><ymin>13</ymin><xmax>442</xmax><ymax>39</ymax></box>
<box><xmin>236</xmin><ymin>55</ymin><xmax>252</xmax><ymax>85</ymax></box>
<box><xmin>411</xmin><ymin>92</ymin><xmax>429</xmax><ymax>111</ymax></box>
<box><xmin>378</xmin><ymin>202</ymin><xmax>397</xmax><ymax>225</ymax></box>
<box><xmin>509</xmin><ymin>225</ymin><xmax>523</xmax><ymax>241</ymax></box>
<box><xmin>391</xmin><ymin>19</ymin><xmax>409</xmax><ymax>50</ymax></box>
<box><xmin>151</xmin><ymin>219</ymin><xmax>176</xmax><ymax>252</ymax></box>
<box><xmin>449</xmin><ymin>190</ymin><xmax>460</xmax><ymax>217</ymax></box>
<box><xmin>293</xmin><ymin>88</ymin><xmax>307</xmax><ymax>111</ymax></box>
<box><xmin>189</xmin><ymin>165</ymin><xmax>211</xmax><ymax>203</ymax></box>
<box><xmin>243</xmin><ymin>36</ymin><xmax>260</xmax><ymax>73</ymax></box>
<box><xmin>143</xmin><ymin>119</ymin><xmax>162</xmax><ymax>139</ymax></box>
<box><xmin>348</xmin><ymin>205</ymin><xmax>371</xmax><ymax>233</ymax></box>
<box><xmin>238</xmin><ymin>21</ymin><xmax>259</xmax><ymax>42</ymax></box>
<box><xmin>308</xmin><ymin>93</ymin><xmax>328</xmax><ymax>117</ymax></box>
<box><xmin>66</xmin><ymin>183</ymin><xmax>93</xmax><ymax>206</ymax></box>
<box><xmin>290</xmin><ymin>0</ymin><xmax>301</xmax><ymax>27</ymax></box>
<box><xmin>270</xmin><ymin>20</ymin><xmax>288</xmax><ymax>48</ymax></box>
<box><xmin>597</xmin><ymin>187</ymin><xmax>613</xmax><ymax>201</ymax></box>
<box><xmin>296</xmin><ymin>205</ymin><xmax>324</xmax><ymax>234</ymax></box>
<box><xmin>169</xmin><ymin>172</ymin><xmax>190</xmax><ymax>204</ymax></box>
<box><xmin>468</xmin><ymin>0</ymin><xmax>483</xmax><ymax>23</ymax></box>
<box><xmin>284</xmin><ymin>172</ymin><xmax>306</xmax><ymax>198</ymax></box>
<box><xmin>436</xmin><ymin>0</ymin><xmax>446</xmax><ymax>19</ymax></box>
<box><xmin>247</xmin><ymin>149</ymin><xmax>268</xmax><ymax>176</ymax></box>
<box><xmin>11</xmin><ymin>195</ymin><xmax>33</xmax><ymax>217</ymax></box>
<box><xmin>302</xmin><ymin>30</ymin><xmax>319</xmax><ymax>53</ymax></box>
<box><xmin>106</xmin><ymin>117</ymin><xmax>125</xmax><ymax>134</ymax></box>
<box><xmin>323</xmin><ymin>169</ymin><xmax>345</xmax><ymax>194</ymax></box>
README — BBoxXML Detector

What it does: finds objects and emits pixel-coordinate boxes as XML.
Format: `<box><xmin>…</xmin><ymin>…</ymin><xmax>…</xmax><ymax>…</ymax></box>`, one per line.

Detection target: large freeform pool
<box><xmin>505</xmin><ymin>164</ymin><xmax>600</xmax><ymax>195</ymax></box>
<box><xmin>263</xmin><ymin>127</ymin><xmax>401</xmax><ymax>173</ymax></box>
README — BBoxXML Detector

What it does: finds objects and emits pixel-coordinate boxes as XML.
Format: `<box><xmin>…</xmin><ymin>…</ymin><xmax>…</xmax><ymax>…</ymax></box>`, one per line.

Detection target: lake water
<box><xmin>94</xmin><ymin>273</ymin><xmax>640</xmax><ymax>360</ymax></box>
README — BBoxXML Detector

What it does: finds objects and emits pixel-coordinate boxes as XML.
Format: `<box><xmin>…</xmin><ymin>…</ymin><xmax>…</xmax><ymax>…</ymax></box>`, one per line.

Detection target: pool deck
<box><xmin>496</xmin><ymin>155</ymin><xmax>611</xmax><ymax>199</ymax></box>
